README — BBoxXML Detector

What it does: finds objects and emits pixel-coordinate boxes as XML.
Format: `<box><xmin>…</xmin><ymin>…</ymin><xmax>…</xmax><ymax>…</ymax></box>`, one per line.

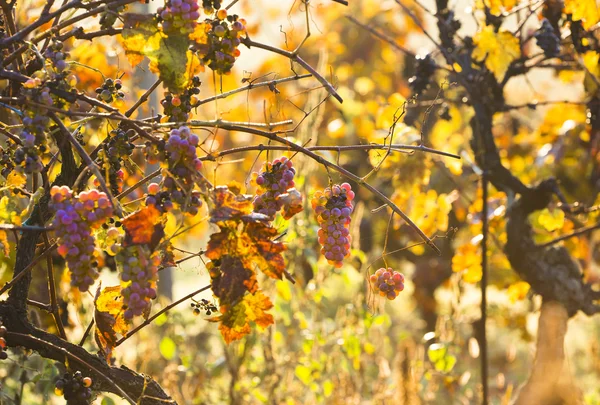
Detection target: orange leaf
<box><xmin>218</xmin><ymin>290</ymin><xmax>274</xmax><ymax>344</ymax></box>
<box><xmin>242</xmin><ymin>290</ymin><xmax>274</xmax><ymax>329</ymax></box>
<box><xmin>209</xmin><ymin>255</ymin><xmax>257</xmax><ymax>306</ymax></box>
<box><xmin>210</xmin><ymin>186</ymin><xmax>254</xmax><ymax>224</ymax></box>
<box><xmin>122</xmin><ymin>205</ymin><xmax>164</xmax><ymax>248</ymax></box>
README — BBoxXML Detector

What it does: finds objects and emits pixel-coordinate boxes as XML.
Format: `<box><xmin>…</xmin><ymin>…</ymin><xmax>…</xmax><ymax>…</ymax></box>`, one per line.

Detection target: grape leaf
<box><xmin>121</xmin><ymin>14</ymin><xmax>198</xmax><ymax>93</ymax></box>
<box><xmin>206</xmin><ymin>222</ymin><xmax>286</xmax><ymax>280</ymax></box>
<box><xmin>210</xmin><ymin>186</ymin><xmax>255</xmax><ymax>224</ymax></box>
<box><xmin>485</xmin><ymin>0</ymin><xmax>518</xmax><ymax>16</ymax></box>
<box><xmin>122</xmin><ymin>205</ymin><xmax>164</xmax><ymax>248</ymax></box>
<box><xmin>218</xmin><ymin>290</ymin><xmax>274</xmax><ymax>344</ymax></box>
<box><xmin>209</xmin><ymin>255</ymin><xmax>258</xmax><ymax>306</ymax></box>
<box><xmin>94</xmin><ymin>285</ymin><xmax>130</xmax><ymax>360</ymax></box>
<box><xmin>473</xmin><ymin>25</ymin><xmax>521</xmax><ymax>80</ymax></box>
<box><xmin>565</xmin><ymin>0</ymin><xmax>600</xmax><ymax>30</ymax></box>
<box><xmin>0</xmin><ymin>231</ymin><xmax>9</xmax><ymax>256</ymax></box>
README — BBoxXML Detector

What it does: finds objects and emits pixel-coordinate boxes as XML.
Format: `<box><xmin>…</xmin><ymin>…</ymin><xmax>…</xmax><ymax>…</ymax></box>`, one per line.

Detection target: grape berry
<box><xmin>534</xmin><ymin>19</ymin><xmax>560</xmax><ymax>58</ymax></box>
<box><xmin>311</xmin><ymin>183</ymin><xmax>355</xmax><ymax>268</ymax></box>
<box><xmin>158</xmin><ymin>0</ymin><xmax>200</xmax><ymax>34</ymax></box>
<box><xmin>370</xmin><ymin>267</ymin><xmax>405</xmax><ymax>300</ymax></box>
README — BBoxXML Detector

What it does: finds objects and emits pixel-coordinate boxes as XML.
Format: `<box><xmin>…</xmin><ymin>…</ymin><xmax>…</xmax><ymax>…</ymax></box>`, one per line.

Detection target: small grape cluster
<box><xmin>311</xmin><ymin>183</ymin><xmax>355</xmax><ymax>268</ymax></box>
<box><xmin>158</xmin><ymin>0</ymin><xmax>201</xmax><ymax>34</ymax></box>
<box><xmin>201</xmin><ymin>0</ymin><xmax>221</xmax><ymax>14</ymax></box>
<box><xmin>15</xmin><ymin>78</ymin><xmax>54</xmax><ymax>173</ymax></box>
<box><xmin>0</xmin><ymin>319</ymin><xmax>8</xmax><ymax>361</ymax></box>
<box><xmin>145</xmin><ymin>126</ymin><xmax>203</xmax><ymax>215</ymax></box>
<box><xmin>252</xmin><ymin>157</ymin><xmax>301</xmax><ymax>219</ymax></box>
<box><xmin>95</xmin><ymin>78</ymin><xmax>125</xmax><ymax>104</ymax></box>
<box><xmin>369</xmin><ymin>267</ymin><xmax>405</xmax><ymax>300</ymax></box>
<box><xmin>97</xmin><ymin>127</ymin><xmax>134</xmax><ymax>195</ymax></box>
<box><xmin>194</xmin><ymin>10</ymin><xmax>246</xmax><ymax>74</ymax></box>
<box><xmin>408</xmin><ymin>54</ymin><xmax>436</xmax><ymax>94</ymax></box>
<box><xmin>534</xmin><ymin>19</ymin><xmax>560</xmax><ymax>58</ymax></box>
<box><xmin>160</xmin><ymin>76</ymin><xmax>201</xmax><ymax>122</ymax></box>
<box><xmin>43</xmin><ymin>40</ymin><xmax>70</xmax><ymax>72</ymax></box>
<box><xmin>191</xmin><ymin>298</ymin><xmax>218</xmax><ymax>316</ymax></box>
<box><xmin>50</xmin><ymin>186</ymin><xmax>114</xmax><ymax>292</ymax></box>
<box><xmin>118</xmin><ymin>245</ymin><xmax>160</xmax><ymax>319</ymax></box>
<box><xmin>0</xmin><ymin>147</ymin><xmax>13</xmax><ymax>178</ymax></box>
<box><xmin>54</xmin><ymin>371</ymin><xmax>93</xmax><ymax>405</ymax></box>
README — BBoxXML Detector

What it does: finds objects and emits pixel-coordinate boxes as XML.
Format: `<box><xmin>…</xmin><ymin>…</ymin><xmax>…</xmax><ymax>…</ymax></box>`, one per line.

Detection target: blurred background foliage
<box><xmin>2</xmin><ymin>0</ymin><xmax>600</xmax><ymax>404</ymax></box>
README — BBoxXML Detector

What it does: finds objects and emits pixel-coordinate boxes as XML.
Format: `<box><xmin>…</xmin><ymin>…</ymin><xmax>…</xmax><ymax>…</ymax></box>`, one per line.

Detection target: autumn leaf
<box><xmin>94</xmin><ymin>285</ymin><xmax>130</xmax><ymax>360</ymax></box>
<box><xmin>122</xmin><ymin>205</ymin><xmax>164</xmax><ymax>248</ymax></box>
<box><xmin>218</xmin><ymin>290</ymin><xmax>274</xmax><ymax>344</ymax></box>
<box><xmin>484</xmin><ymin>0</ymin><xmax>519</xmax><ymax>16</ymax></box>
<box><xmin>0</xmin><ymin>231</ymin><xmax>9</xmax><ymax>256</ymax></box>
<box><xmin>565</xmin><ymin>0</ymin><xmax>600</xmax><ymax>30</ymax></box>
<box><xmin>209</xmin><ymin>255</ymin><xmax>258</xmax><ymax>306</ymax></box>
<box><xmin>507</xmin><ymin>281</ymin><xmax>530</xmax><ymax>303</ymax></box>
<box><xmin>452</xmin><ymin>242</ymin><xmax>482</xmax><ymax>283</ymax></box>
<box><xmin>121</xmin><ymin>14</ymin><xmax>196</xmax><ymax>93</ymax></box>
<box><xmin>210</xmin><ymin>186</ymin><xmax>255</xmax><ymax>224</ymax></box>
<box><xmin>206</xmin><ymin>222</ymin><xmax>286</xmax><ymax>280</ymax></box>
<box><xmin>530</xmin><ymin>208</ymin><xmax>565</xmax><ymax>232</ymax></box>
<box><xmin>473</xmin><ymin>25</ymin><xmax>521</xmax><ymax>80</ymax></box>
<box><xmin>6</xmin><ymin>171</ymin><xmax>26</xmax><ymax>188</ymax></box>
<box><xmin>242</xmin><ymin>290</ymin><xmax>274</xmax><ymax>329</ymax></box>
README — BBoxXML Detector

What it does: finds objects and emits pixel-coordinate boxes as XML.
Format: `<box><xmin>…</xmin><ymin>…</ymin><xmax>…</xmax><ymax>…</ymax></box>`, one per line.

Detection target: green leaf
<box><xmin>159</xmin><ymin>337</ymin><xmax>177</xmax><ymax>360</ymax></box>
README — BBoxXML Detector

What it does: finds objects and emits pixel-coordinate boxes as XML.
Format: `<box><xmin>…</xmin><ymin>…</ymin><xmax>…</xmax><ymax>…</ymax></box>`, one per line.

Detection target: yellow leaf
<box><xmin>473</xmin><ymin>25</ymin><xmax>521</xmax><ymax>80</ymax></box>
<box><xmin>94</xmin><ymin>286</ymin><xmax>130</xmax><ymax>336</ymax></box>
<box><xmin>485</xmin><ymin>0</ymin><xmax>519</xmax><ymax>16</ymax></box>
<box><xmin>452</xmin><ymin>243</ymin><xmax>482</xmax><ymax>283</ymax></box>
<box><xmin>565</xmin><ymin>0</ymin><xmax>599</xmax><ymax>30</ymax></box>
<box><xmin>507</xmin><ymin>281</ymin><xmax>530</xmax><ymax>303</ymax></box>
<box><xmin>536</xmin><ymin>208</ymin><xmax>565</xmax><ymax>232</ymax></box>
<box><xmin>6</xmin><ymin>171</ymin><xmax>26</xmax><ymax>188</ymax></box>
<box><xmin>243</xmin><ymin>290</ymin><xmax>274</xmax><ymax>329</ymax></box>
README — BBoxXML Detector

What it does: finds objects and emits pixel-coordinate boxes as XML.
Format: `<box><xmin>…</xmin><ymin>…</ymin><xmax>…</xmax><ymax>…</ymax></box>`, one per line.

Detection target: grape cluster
<box><xmin>160</xmin><ymin>76</ymin><xmax>201</xmax><ymax>123</ymax></box>
<box><xmin>158</xmin><ymin>0</ymin><xmax>200</xmax><ymax>34</ymax></box>
<box><xmin>0</xmin><ymin>320</ymin><xmax>8</xmax><ymax>361</ymax></box>
<box><xmin>97</xmin><ymin>127</ymin><xmax>134</xmax><ymax>195</ymax></box>
<box><xmin>95</xmin><ymin>78</ymin><xmax>125</xmax><ymax>104</ymax></box>
<box><xmin>54</xmin><ymin>371</ymin><xmax>93</xmax><ymax>405</ymax></box>
<box><xmin>15</xmin><ymin>79</ymin><xmax>54</xmax><ymax>173</ymax></box>
<box><xmin>191</xmin><ymin>298</ymin><xmax>218</xmax><ymax>316</ymax></box>
<box><xmin>201</xmin><ymin>0</ymin><xmax>221</xmax><ymax>14</ymax></box>
<box><xmin>0</xmin><ymin>147</ymin><xmax>13</xmax><ymax>178</ymax></box>
<box><xmin>534</xmin><ymin>19</ymin><xmax>560</xmax><ymax>58</ymax></box>
<box><xmin>43</xmin><ymin>40</ymin><xmax>70</xmax><ymax>72</ymax></box>
<box><xmin>145</xmin><ymin>126</ymin><xmax>203</xmax><ymax>215</ymax></box>
<box><xmin>118</xmin><ymin>245</ymin><xmax>160</xmax><ymax>320</ymax></box>
<box><xmin>251</xmin><ymin>157</ymin><xmax>301</xmax><ymax>219</ymax></box>
<box><xmin>311</xmin><ymin>183</ymin><xmax>355</xmax><ymax>268</ymax></box>
<box><xmin>408</xmin><ymin>54</ymin><xmax>436</xmax><ymax>94</ymax></box>
<box><xmin>50</xmin><ymin>186</ymin><xmax>114</xmax><ymax>292</ymax></box>
<box><xmin>193</xmin><ymin>11</ymin><xmax>246</xmax><ymax>74</ymax></box>
<box><xmin>369</xmin><ymin>267</ymin><xmax>405</xmax><ymax>300</ymax></box>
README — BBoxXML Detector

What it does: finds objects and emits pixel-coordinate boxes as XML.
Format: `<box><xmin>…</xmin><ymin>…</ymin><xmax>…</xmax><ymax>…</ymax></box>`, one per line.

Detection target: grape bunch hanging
<box><xmin>118</xmin><ymin>245</ymin><xmax>160</xmax><ymax>319</ymax></box>
<box><xmin>534</xmin><ymin>19</ymin><xmax>560</xmax><ymax>58</ymax></box>
<box><xmin>194</xmin><ymin>10</ymin><xmax>246</xmax><ymax>74</ymax></box>
<box><xmin>158</xmin><ymin>0</ymin><xmax>201</xmax><ymax>34</ymax></box>
<box><xmin>50</xmin><ymin>186</ymin><xmax>114</xmax><ymax>291</ymax></box>
<box><xmin>251</xmin><ymin>156</ymin><xmax>301</xmax><ymax>219</ymax></box>
<box><xmin>54</xmin><ymin>371</ymin><xmax>93</xmax><ymax>405</ymax></box>
<box><xmin>312</xmin><ymin>183</ymin><xmax>355</xmax><ymax>268</ymax></box>
<box><xmin>145</xmin><ymin>125</ymin><xmax>203</xmax><ymax>215</ymax></box>
<box><xmin>96</xmin><ymin>127</ymin><xmax>134</xmax><ymax>195</ymax></box>
<box><xmin>370</xmin><ymin>267</ymin><xmax>405</xmax><ymax>300</ymax></box>
<box><xmin>95</xmin><ymin>78</ymin><xmax>125</xmax><ymax>104</ymax></box>
<box><xmin>160</xmin><ymin>76</ymin><xmax>201</xmax><ymax>123</ymax></box>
